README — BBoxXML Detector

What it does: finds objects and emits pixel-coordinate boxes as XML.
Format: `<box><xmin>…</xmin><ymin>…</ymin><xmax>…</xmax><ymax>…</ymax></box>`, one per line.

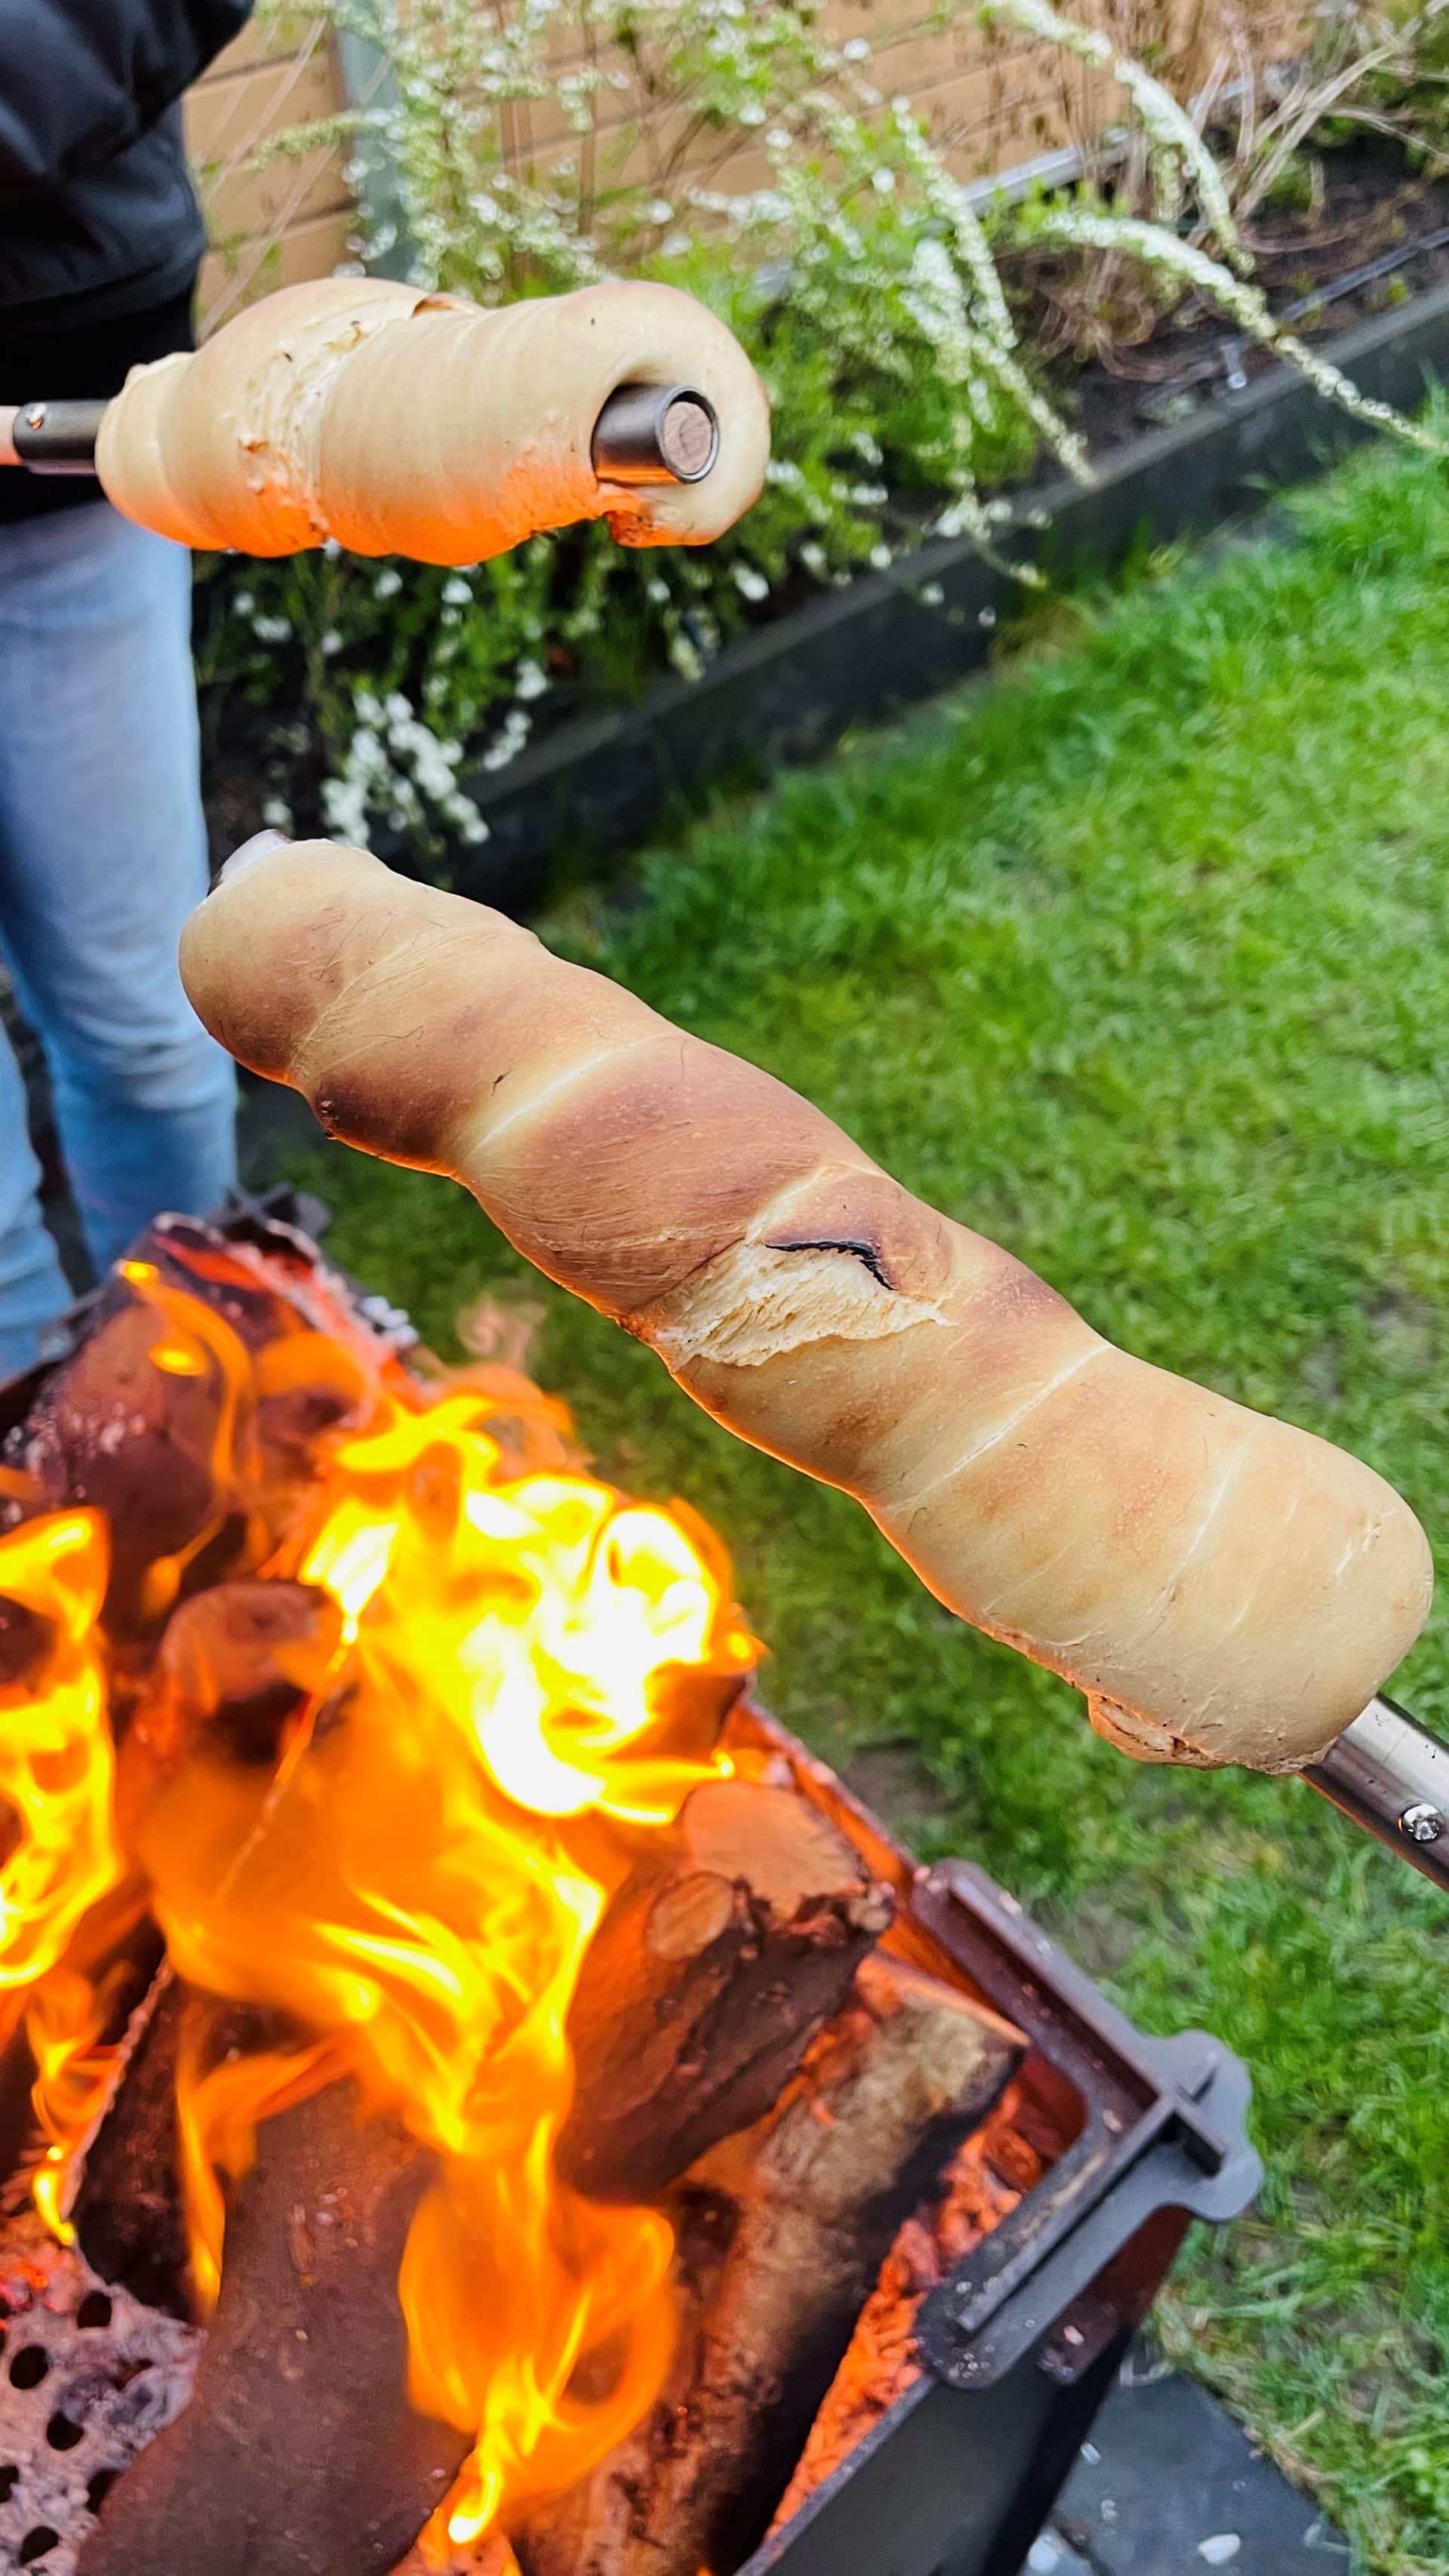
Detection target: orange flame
<box><xmin>0</xmin><ymin>1510</ymin><xmax>118</xmax><ymax>2013</ymax></box>
<box><xmin>16</xmin><ymin>1271</ymin><xmax>757</xmax><ymax>2547</ymax></box>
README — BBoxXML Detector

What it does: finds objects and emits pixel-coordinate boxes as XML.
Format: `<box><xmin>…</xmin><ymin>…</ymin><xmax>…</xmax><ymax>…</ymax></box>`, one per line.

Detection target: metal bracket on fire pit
<box><xmin>911</xmin><ymin>1862</ymin><xmax>1263</xmax><ymax>2396</ymax></box>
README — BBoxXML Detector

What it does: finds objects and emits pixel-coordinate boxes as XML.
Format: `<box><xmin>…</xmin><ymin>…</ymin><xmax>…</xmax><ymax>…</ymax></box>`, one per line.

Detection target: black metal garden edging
<box><xmin>443</xmin><ymin>276</ymin><xmax>1449</xmax><ymax>916</ymax></box>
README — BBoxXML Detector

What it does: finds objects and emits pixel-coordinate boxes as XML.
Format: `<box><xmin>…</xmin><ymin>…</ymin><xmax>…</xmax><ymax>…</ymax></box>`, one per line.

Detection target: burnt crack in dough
<box><xmin>763</xmin><ymin>1236</ymin><xmax>895</xmax><ymax>1293</ymax></box>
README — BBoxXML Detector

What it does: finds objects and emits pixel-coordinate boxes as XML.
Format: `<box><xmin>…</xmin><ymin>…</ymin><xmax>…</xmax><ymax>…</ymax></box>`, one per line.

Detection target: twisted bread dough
<box><xmin>94</xmin><ymin>277</ymin><xmax>769</xmax><ymax>563</ymax></box>
<box><xmin>179</xmin><ymin>842</ymin><xmax>1433</xmax><ymax>1772</ymax></box>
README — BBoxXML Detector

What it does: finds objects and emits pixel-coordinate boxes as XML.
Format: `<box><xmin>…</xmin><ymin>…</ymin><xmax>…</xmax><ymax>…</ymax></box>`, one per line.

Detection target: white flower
<box><xmin>851</xmin><ymin>482</ymin><xmax>888</xmax><ymax>507</ymax></box>
<box><xmin>514</xmin><ymin>657</ymin><xmax>547</xmax><ymax>700</ymax></box>
<box><xmin>261</xmin><ymin>796</ymin><xmax>293</xmax><ymax>829</ymax></box>
<box><xmin>661</xmin><ymin>232</ymin><xmax>691</xmax><ymax>259</ymax></box>
<box><xmin>869</xmin><ymin>542</ymin><xmax>893</xmax><ymax>571</ymax></box>
<box><xmin>481</xmin><ymin>707</ymin><xmax>534</xmax><ymax>771</ymax></box>
<box><xmin>978</xmin><ymin>603</ymin><xmax>997</xmax><ymax>627</ymax></box>
<box><xmin>322</xmin><ymin>777</ymin><xmax>370</xmax><ymax>842</ymax></box>
<box><xmin>800</xmin><ymin>541</ymin><xmax>827</xmax><ymax>577</ymax></box>
<box><xmin>254</xmin><ymin>616</ymin><xmax>291</xmax><ymax>644</ymax></box>
<box><xmin>442</xmin><ymin>576</ymin><xmax>472</xmax><ymax>605</ymax></box>
<box><xmin>648</xmin><ymin>198</ymin><xmax>673</xmax><ymax>224</ymax></box>
<box><xmin>374</xmin><ymin>568</ymin><xmax>403</xmax><ymax>599</ymax></box>
<box><xmin>737</xmin><ymin>100</ymin><xmax>766</xmax><ymax>126</ymax></box>
<box><xmin>323</xmin><ymin>537</ymin><xmax>342</xmax><ymax>562</ymax></box>
<box><xmin>920</xmin><ymin>581</ymin><xmax>945</xmax><ymax>607</ymax></box>
<box><xmin>321</xmin><ymin>628</ymin><xmax>343</xmax><ymax>656</ymax></box>
<box><xmin>355</xmin><ymin>690</ymin><xmax>384</xmax><ymax>724</ymax></box>
<box><xmin>646</xmin><ymin>577</ymin><xmax>670</xmax><ymax>604</ymax></box>
<box><xmin>732</xmin><ymin>563</ymin><xmax>769</xmax><ymax>602</ymax></box>
<box><xmin>872</xmin><ymin>168</ymin><xmax>896</xmax><ymax>195</ymax></box>
<box><xmin>232</xmin><ymin>590</ymin><xmax>254</xmax><ymax>616</ymax></box>
<box><xmin>842</xmin><ymin>35</ymin><xmax>871</xmax><ymax>58</ymax></box>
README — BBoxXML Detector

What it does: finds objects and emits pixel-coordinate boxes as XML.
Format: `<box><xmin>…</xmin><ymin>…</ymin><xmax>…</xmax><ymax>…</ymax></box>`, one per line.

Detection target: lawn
<box><xmin>293</xmin><ymin>429</ymin><xmax>1449</xmax><ymax>2576</ymax></box>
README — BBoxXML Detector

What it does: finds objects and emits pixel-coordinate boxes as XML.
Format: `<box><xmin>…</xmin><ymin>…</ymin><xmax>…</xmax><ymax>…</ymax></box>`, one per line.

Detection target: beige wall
<box><xmin>185</xmin><ymin>6</ymin><xmax>1091</xmax><ymax>331</ymax></box>
<box><xmin>187</xmin><ymin>13</ymin><xmax>353</xmax><ymax>331</ymax></box>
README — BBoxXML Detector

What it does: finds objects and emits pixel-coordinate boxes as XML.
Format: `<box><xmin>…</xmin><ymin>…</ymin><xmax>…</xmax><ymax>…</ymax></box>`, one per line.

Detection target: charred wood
<box><xmin>518</xmin><ymin>1953</ymin><xmax>1020</xmax><ymax>2576</ymax></box>
<box><xmin>118</xmin><ymin>1580</ymin><xmax>346</xmax><ymax>1797</ymax></box>
<box><xmin>19</xmin><ymin>1297</ymin><xmax>239</xmax><ymax>1630</ymax></box>
<box><xmin>79</xmin><ymin>2078</ymin><xmax>468</xmax><ymax>2576</ymax></box>
<box><xmin>72</xmin><ymin>1980</ymin><xmax>192</xmax><ymax>2322</ymax></box>
<box><xmin>771</xmin><ymin>2080</ymin><xmax>1044</xmax><ymax>2528</ymax></box>
<box><xmin>558</xmin><ymin>1780</ymin><xmax>894</xmax><ymax>2202</ymax></box>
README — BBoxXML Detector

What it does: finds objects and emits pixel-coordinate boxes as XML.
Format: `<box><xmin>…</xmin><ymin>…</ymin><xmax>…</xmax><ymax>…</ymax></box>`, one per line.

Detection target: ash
<box><xmin>0</xmin><ymin>2211</ymin><xmax>199</xmax><ymax>2574</ymax></box>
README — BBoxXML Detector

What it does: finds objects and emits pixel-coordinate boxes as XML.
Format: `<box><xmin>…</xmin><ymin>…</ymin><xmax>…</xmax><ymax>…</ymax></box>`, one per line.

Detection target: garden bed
<box><xmin>200</xmin><ymin>138</ymin><xmax>1449</xmax><ymax>909</ymax></box>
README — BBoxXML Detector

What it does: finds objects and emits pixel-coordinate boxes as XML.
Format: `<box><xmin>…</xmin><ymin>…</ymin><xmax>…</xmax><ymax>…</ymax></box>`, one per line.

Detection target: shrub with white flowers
<box><xmin>203</xmin><ymin>0</ymin><xmax>1439</xmax><ymax>871</ymax></box>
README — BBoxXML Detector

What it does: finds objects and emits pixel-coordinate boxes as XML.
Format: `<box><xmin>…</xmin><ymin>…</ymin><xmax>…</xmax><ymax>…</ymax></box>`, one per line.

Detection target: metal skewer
<box><xmin>1302</xmin><ymin>1694</ymin><xmax>1449</xmax><ymax>1891</ymax></box>
<box><xmin>0</xmin><ymin>397</ymin><xmax>110</xmax><ymax>472</ymax></box>
<box><xmin>591</xmin><ymin>382</ymin><xmax>718</xmax><ymax>482</ymax></box>
<box><xmin>0</xmin><ymin>383</ymin><xmax>720</xmax><ymax>486</ymax></box>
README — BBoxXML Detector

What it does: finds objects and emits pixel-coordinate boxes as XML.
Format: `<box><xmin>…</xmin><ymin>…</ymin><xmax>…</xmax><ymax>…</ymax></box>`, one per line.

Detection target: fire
<box><xmin>0</xmin><ymin>1511</ymin><xmax>118</xmax><ymax>2022</ymax></box>
<box><xmin>0</xmin><ymin>1257</ymin><xmax>756</xmax><ymax>2550</ymax></box>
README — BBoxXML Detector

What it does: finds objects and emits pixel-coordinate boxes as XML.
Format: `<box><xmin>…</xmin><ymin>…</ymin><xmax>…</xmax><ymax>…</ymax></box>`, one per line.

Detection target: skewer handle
<box><xmin>1301</xmin><ymin>1694</ymin><xmax>1449</xmax><ymax>1891</ymax></box>
<box><xmin>0</xmin><ymin>398</ymin><xmax>110</xmax><ymax>473</ymax></box>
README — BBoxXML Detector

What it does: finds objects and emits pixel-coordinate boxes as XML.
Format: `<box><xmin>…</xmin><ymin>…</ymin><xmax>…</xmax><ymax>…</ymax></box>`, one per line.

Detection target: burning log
<box><xmin>771</xmin><ymin>2082</ymin><xmax>1045</xmax><ymax>2528</ymax></box>
<box><xmin>18</xmin><ymin>1297</ymin><xmax>243</xmax><ymax>1631</ymax></box>
<box><xmin>72</xmin><ymin>1775</ymin><xmax>893</xmax><ymax>2574</ymax></box>
<box><xmin>12</xmin><ymin>1223</ymin><xmax>380</xmax><ymax>1638</ymax></box>
<box><xmin>557</xmin><ymin>1780</ymin><xmax>894</xmax><ymax>2202</ymax></box>
<box><xmin>516</xmin><ymin>1953</ymin><xmax>1020</xmax><ymax>2576</ymax></box>
<box><xmin>73</xmin><ymin>1980</ymin><xmax>192</xmax><ymax>2320</ymax></box>
<box><xmin>80</xmin><ymin>2077</ymin><xmax>469</xmax><ymax>2576</ymax></box>
<box><xmin>119</xmin><ymin>1580</ymin><xmax>346</xmax><ymax>1807</ymax></box>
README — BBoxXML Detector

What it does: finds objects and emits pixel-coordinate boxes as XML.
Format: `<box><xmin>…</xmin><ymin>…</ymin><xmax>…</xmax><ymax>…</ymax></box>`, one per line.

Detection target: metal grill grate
<box><xmin>0</xmin><ymin>2214</ymin><xmax>198</xmax><ymax>2574</ymax></box>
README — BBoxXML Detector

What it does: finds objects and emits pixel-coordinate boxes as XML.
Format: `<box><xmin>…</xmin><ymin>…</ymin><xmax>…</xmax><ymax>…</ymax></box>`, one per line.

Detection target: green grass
<box><xmin>294</xmin><ymin>434</ymin><xmax>1449</xmax><ymax>2575</ymax></box>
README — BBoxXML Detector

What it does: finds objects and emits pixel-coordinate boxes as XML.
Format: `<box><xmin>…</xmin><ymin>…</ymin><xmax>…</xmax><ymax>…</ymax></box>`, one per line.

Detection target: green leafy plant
<box><xmin>203</xmin><ymin>0</ymin><xmax>1444</xmax><ymax>867</ymax></box>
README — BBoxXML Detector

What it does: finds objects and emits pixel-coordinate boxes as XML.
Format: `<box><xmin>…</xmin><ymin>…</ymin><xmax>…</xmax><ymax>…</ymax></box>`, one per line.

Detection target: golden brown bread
<box><xmin>179</xmin><ymin>841</ymin><xmax>1434</xmax><ymax>1772</ymax></box>
<box><xmin>94</xmin><ymin>277</ymin><xmax>769</xmax><ymax>564</ymax></box>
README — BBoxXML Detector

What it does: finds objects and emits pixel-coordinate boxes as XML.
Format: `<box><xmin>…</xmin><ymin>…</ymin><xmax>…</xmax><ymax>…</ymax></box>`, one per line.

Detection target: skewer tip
<box><xmin>592</xmin><ymin>383</ymin><xmax>719</xmax><ymax>486</ymax></box>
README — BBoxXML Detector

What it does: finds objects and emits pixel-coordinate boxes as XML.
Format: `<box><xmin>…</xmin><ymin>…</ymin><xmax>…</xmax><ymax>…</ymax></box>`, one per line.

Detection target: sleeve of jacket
<box><xmin>0</xmin><ymin>1</ymin><xmax>255</xmax><ymax>215</ymax></box>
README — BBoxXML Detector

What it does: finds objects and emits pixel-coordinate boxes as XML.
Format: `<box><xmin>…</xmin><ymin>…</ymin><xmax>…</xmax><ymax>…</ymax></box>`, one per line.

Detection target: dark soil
<box><xmin>1042</xmin><ymin>136</ymin><xmax>1449</xmax><ymax>457</ymax></box>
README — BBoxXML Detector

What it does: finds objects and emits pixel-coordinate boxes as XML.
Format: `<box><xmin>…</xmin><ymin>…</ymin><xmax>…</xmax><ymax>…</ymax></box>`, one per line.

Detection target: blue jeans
<box><xmin>0</xmin><ymin>501</ymin><xmax>237</xmax><ymax>1378</ymax></box>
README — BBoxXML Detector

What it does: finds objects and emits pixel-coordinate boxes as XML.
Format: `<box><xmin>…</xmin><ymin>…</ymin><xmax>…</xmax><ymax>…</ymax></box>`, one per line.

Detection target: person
<box><xmin>0</xmin><ymin>0</ymin><xmax>252</xmax><ymax>1377</ymax></box>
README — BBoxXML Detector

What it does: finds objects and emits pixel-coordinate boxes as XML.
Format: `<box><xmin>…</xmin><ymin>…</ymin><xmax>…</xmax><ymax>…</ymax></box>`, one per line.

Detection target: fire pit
<box><xmin>0</xmin><ymin>1196</ymin><xmax>1259</xmax><ymax>2576</ymax></box>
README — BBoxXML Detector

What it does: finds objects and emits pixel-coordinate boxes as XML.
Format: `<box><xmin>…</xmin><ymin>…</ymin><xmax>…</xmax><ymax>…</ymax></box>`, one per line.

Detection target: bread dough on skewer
<box><xmin>94</xmin><ymin>278</ymin><xmax>769</xmax><ymax>564</ymax></box>
<box><xmin>180</xmin><ymin>842</ymin><xmax>1433</xmax><ymax>1774</ymax></box>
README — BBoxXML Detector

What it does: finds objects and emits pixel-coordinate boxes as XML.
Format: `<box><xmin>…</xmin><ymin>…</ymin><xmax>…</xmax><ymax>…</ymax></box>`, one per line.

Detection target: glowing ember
<box><xmin>0</xmin><ymin>1257</ymin><xmax>757</xmax><ymax>2550</ymax></box>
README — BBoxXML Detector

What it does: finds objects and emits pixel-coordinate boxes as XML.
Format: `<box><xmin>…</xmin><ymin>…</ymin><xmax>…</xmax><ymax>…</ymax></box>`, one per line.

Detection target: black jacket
<box><xmin>1</xmin><ymin>0</ymin><xmax>254</xmax><ymax>519</ymax></box>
